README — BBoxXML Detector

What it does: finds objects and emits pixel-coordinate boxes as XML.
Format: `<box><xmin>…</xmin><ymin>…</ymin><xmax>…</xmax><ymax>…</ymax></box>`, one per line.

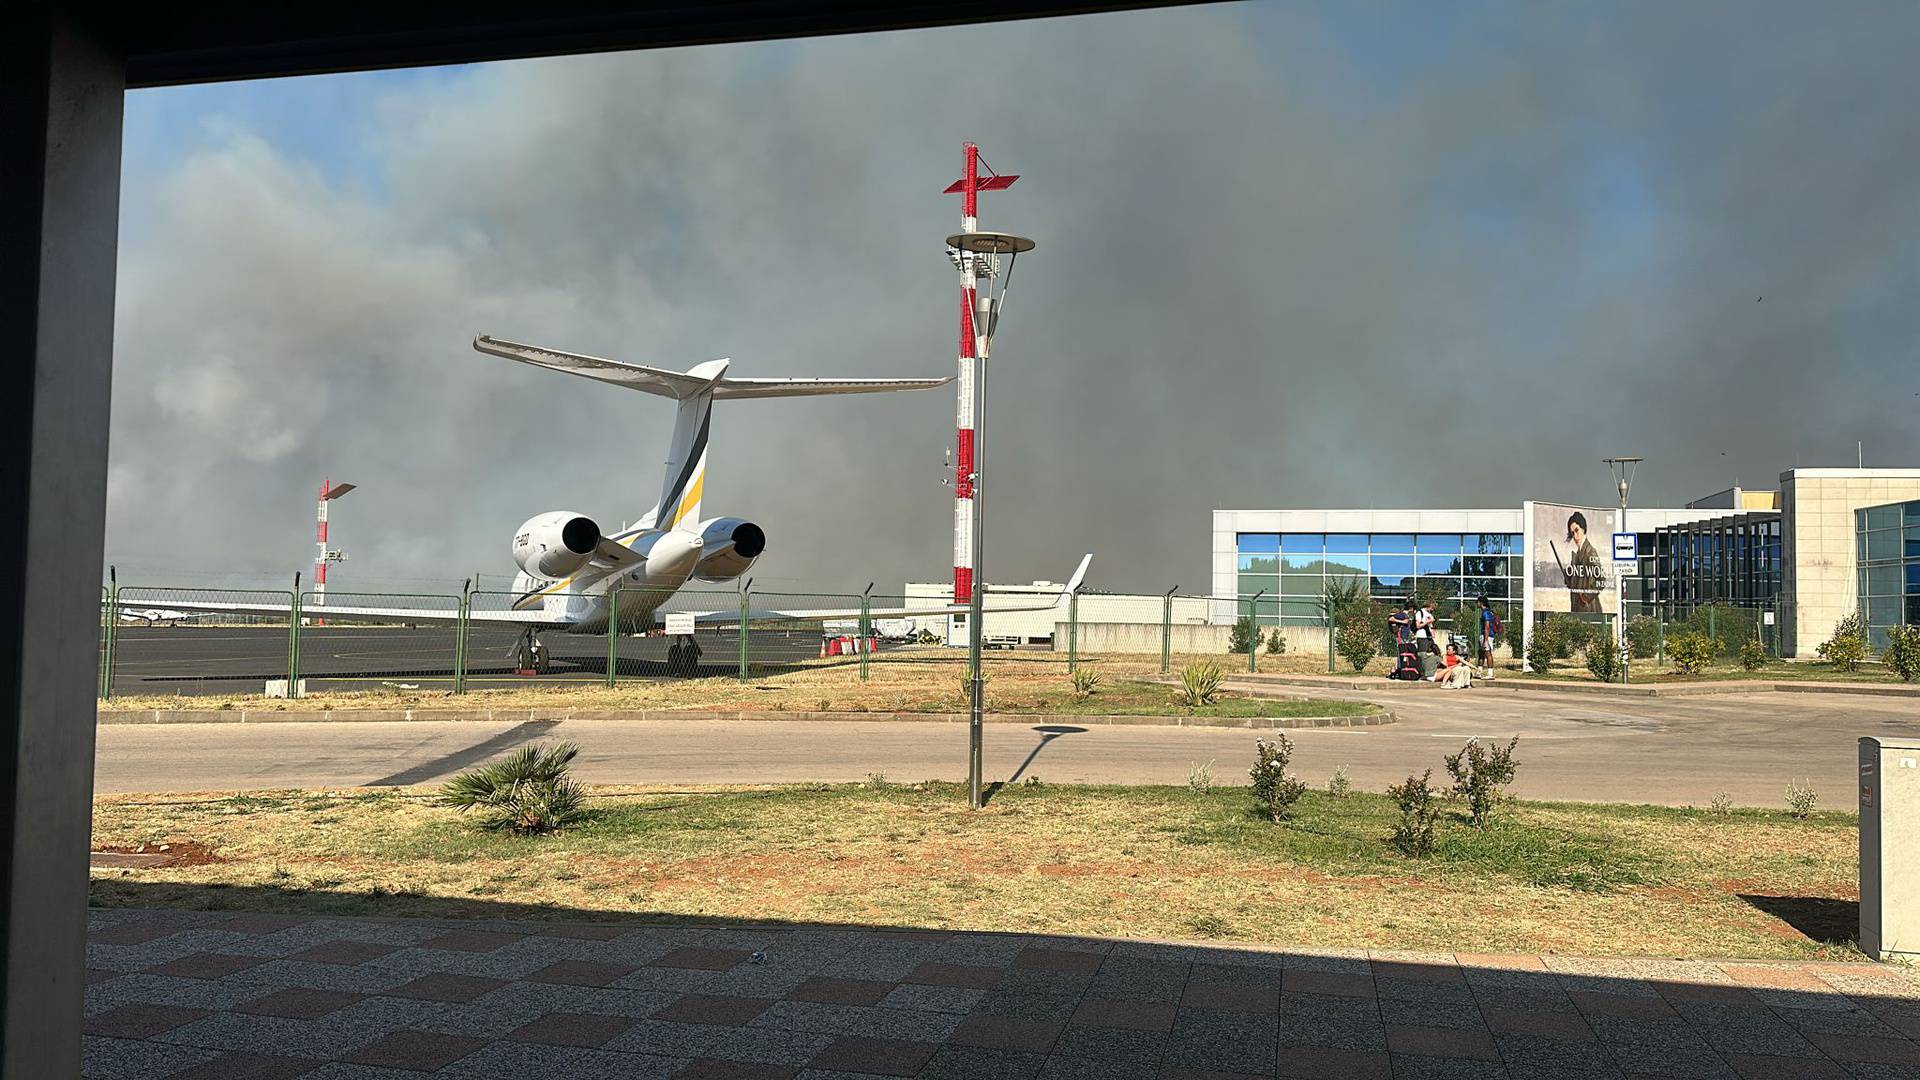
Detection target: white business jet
<box><xmin>181</xmin><ymin>336</ymin><xmax>1088</xmax><ymax>665</ymax></box>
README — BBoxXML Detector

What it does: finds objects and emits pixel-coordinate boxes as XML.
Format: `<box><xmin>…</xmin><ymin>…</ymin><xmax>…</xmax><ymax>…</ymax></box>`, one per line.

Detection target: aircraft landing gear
<box><xmin>514</xmin><ymin>629</ymin><xmax>550</xmax><ymax>675</ymax></box>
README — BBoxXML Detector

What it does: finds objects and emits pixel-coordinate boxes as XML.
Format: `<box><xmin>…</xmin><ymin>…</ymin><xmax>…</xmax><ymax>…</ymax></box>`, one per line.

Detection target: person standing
<box><xmin>1415</xmin><ymin>600</ymin><xmax>1438</xmax><ymax>655</ymax></box>
<box><xmin>1387</xmin><ymin>601</ymin><xmax>1413</xmax><ymax>648</ymax></box>
<box><xmin>1476</xmin><ymin>595</ymin><xmax>1501</xmax><ymax>675</ymax></box>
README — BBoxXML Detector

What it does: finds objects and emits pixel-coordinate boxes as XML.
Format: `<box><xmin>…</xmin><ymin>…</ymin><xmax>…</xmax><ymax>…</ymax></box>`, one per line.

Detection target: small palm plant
<box><xmin>438</xmin><ymin>741</ymin><xmax>587</xmax><ymax>835</ymax></box>
<box><xmin>1069</xmin><ymin>668</ymin><xmax>1102</xmax><ymax>701</ymax></box>
<box><xmin>1179</xmin><ymin>661</ymin><xmax>1223</xmax><ymax>707</ymax></box>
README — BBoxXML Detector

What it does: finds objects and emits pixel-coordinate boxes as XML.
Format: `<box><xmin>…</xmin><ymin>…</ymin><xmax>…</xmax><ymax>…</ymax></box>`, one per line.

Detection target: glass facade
<box><xmin>1235</xmin><ymin>532</ymin><xmax>1524</xmax><ymax>626</ymax></box>
<box><xmin>1644</xmin><ymin>513</ymin><xmax>1783</xmax><ymax>614</ymax></box>
<box><xmin>1857</xmin><ymin>500</ymin><xmax>1920</xmax><ymax>651</ymax></box>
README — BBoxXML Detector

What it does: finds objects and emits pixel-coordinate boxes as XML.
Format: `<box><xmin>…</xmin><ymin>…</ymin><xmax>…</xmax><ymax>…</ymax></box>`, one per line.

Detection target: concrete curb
<box><xmin>1221</xmin><ymin>673</ymin><xmax>1919</xmax><ymax>699</ymax></box>
<box><xmin>95</xmin><ymin>706</ymin><xmax>1393</xmax><ymax>729</ymax></box>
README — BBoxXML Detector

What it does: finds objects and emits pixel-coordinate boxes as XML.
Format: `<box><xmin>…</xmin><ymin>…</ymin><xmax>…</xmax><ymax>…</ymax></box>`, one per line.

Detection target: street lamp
<box><xmin>947</xmin><ymin>229</ymin><xmax>1035</xmax><ymax>809</ymax></box>
<box><xmin>1603</xmin><ymin>457</ymin><xmax>1641</xmax><ymax>683</ymax></box>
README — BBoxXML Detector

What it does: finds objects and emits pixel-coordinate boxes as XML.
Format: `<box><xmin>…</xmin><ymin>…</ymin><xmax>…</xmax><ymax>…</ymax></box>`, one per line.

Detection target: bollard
<box><xmin>1860</xmin><ymin>737</ymin><xmax>1920</xmax><ymax>960</ymax></box>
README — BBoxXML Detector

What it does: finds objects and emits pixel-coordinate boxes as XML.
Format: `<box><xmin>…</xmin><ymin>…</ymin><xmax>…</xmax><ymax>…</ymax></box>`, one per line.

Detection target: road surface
<box><xmin>92</xmin><ymin>686</ymin><xmax>1920</xmax><ymax>806</ymax></box>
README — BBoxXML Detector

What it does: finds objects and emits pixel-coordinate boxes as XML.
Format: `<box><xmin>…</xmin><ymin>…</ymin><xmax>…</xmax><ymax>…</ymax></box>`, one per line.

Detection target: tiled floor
<box><xmin>82</xmin><ymin>908</ymin><xmax>1920</xmax><ymax>1079</ymax></box>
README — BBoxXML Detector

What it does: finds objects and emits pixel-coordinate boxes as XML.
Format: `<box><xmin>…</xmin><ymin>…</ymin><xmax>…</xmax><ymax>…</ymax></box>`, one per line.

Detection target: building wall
<box><xmin>1781</xmin><ymin>469</ymin><xmax>1920</xmax><ymax>657</ymax></box>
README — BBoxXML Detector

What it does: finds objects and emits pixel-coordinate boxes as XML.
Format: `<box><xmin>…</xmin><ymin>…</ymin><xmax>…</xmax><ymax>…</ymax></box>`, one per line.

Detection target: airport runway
<box><xmin>107</xmin><ymin>624</ymin><xmax>854</xmax><ymax>696</ymax></box>
<box><xmin>93</xmin><ymin>686</ymin><xmax>1920</xmax><ymax>806</ymax></box>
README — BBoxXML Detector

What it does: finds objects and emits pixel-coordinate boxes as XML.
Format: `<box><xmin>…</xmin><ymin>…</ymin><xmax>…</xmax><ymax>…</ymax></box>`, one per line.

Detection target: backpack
<box><xmin>1488</xmin><ymin>611</ymin><xmax>1504</xmax><ymax>637</ymax></box>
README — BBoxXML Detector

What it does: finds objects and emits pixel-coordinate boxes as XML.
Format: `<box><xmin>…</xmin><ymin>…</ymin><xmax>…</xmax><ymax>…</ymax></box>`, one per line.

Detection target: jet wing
<box><xmin>135</xmin><ymin>599</ymin><xmax>558</xmax><ymax>629</ymax></box>
<box><xmin>685</xmin><ymin>555</ymin><xmax>1093</xmax><ymax>627</ymax></box>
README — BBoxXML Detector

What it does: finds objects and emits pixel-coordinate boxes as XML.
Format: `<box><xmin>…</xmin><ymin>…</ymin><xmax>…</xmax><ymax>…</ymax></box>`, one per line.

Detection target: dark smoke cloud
<box><xmin>108</xmin><ymin>2</ymin><xmax>1920</xmax><ymax>595</ymax></box>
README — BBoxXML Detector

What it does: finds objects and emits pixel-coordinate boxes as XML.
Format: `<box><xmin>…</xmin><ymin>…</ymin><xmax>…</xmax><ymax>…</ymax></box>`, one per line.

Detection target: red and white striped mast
<box><xmin>314</xmin><ymin>479</ymin><xmax>356</xmax><ymax>622</ymax></box>
<box><xmin>944</xmin><ymin>142</ymin><xmax>1018</xmax><ymax>604</ymax></box>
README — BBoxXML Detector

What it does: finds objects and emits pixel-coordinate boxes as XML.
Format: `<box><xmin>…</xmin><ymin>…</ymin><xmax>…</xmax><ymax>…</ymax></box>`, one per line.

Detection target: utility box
<box><xmin>1860</xmin><ymin>737</ymin><xmax>1920</xmax><ymax>961</ymax></box>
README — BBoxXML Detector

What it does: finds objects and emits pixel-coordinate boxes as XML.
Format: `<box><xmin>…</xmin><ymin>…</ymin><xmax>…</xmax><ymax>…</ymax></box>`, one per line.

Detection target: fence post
<box><xmin>738</xmin><ymin>586</ymin><xmax>751</xmax><ymax>681</ymax></box>
<box><xmin>1708</xmin><ymin>607</ymin><xmax>1716</xmax><ymax>643</ymax></box>
<box><xmin>1067</xmin><ymin>589</ymin><xmax>1079</xmax><ymax>673</ymax></box>
<box><xmin>100</xmin><ymin>576</ymin><xmax>117</xmax><ymax>700</ymax></box>
<box><xmin>606</xmin><ymin>586</ymin><xmax>620</xmax><ymax>689</ymax></box>
<box><xmin>859</xmin><ymin>586</ymin><xmax>872</xmax><ymax>682</ymax></box>
<box><xmin>1247</xmin><ymin>591</ymin><xmax>1265</xmax><ymax>674</ymax></box>
<box><xmin>1160</xmin><ymin>586</ymin><xmax>1175</xmax><ymax>675</ymax></box>
<box><xmin>287</xmin><ymin>582</ymin><xmax>302</xmax><ymax>699</ymax></box>
<box><xmin>1657</xmin><ymin>616</ymin><xmax>1665</xmax><ymax>664</ymax></box>
<box><xmin>454</xmin><ymin>584</ymin><xmax>468</xmax><ymax>694</ymax></box>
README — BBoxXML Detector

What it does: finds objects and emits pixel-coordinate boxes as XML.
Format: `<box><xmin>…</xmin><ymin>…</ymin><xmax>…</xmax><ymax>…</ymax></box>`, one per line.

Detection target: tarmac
<box><xmin>106</xmin><ymin>625</ymin><xmax>834</xmax><ymax>697</ymax></box>
<box><xmin>93</xmin><ymin>684</ymin><xmax>1920</xmax><ymax>806</ymax></box>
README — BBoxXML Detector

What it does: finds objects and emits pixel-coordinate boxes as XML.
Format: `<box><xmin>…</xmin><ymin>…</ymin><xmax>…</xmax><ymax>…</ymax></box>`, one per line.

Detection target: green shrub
<box><xmin>1585</xmin><ymin>640</ymin><xmax>1620</xmax><ymax>682</ymax></box>
<box><xmin>1816</xmin><ymin>613</ymin><xmax>1868</xmax><ymax>672</ymax></box>
<box><xmin>1337</xmin><ymin>608</ymin><xmax>1380</xmax><ymax>672</ymax></box>
<box><xmin>1180</xmin><ymin>662</ymin><xmax>1222</xmax><ymax>706</ymax></box>
<box><xmin>438</xmin><ymin>741</ymin><xmax>586</xmax><ymax>835</ymax></box>
<box><xmin>1387</xmin><ymin>770</ymin><xmax>1440</xmax><ymax>855</ymax></box>
<box><xmin>1266</xmin><ymin>628</ymin><xmax>1287</xmax><ymax>655</ymax></box>
<box><xmin>1681</xmin><ymin>604</ymin><xmax>1759</xmax><ymax>658</ymax></box>
<box><xmin>1785</xmin><ymin>779</ymin><xmax>1817</xmax><ymax>819</ymax></box>
<box><xmin>1738</xmin><ymin>637</ymin><xmax>1769</xmax><ymax>672</ymax></box>
<box><xmin>1186</xmin><ymin>760</ymin><xmax>1215</xmax><ymax>793</ymax></box>
<box><xmin>1502</xmin><ymin>610</ymin><xmax>1524</xmax><ymax>657</ymax></box>
<box><xmin>1543</xmin><ymin>613</ymin><xmax>1597</xmax><ymax>660</ymax></box>
<box><xmin>1667</xmin><ymin>631</ymin><xmax>1717</xmax><ymax>676</ymax></box>
<box><xmin>1444</xmin><ymin>736</ymin><xmax>1519</xmax><ymax>827</ymax></box>
<box><xmin>1069</xmin><ymin>668</ymin><xmax>1101</xmax><ymax>700</ymax></box>
<box><xmin>1525</xmin><ymin>621</ymin><xmax>1561</xmax><ymax>674</ymax></box>
<box><xmin>1249</xmin><ymin>736</ymin><xmax>1309</xmax><ymax>822</ymax></box>
<box><xmin>1625</xmin><ymin>615</ymin><xmax>1662</xmax><ymax>660</ymax></box>
<box><xmin>1886</xmin><ymin>625</ymin><xmax>1920</xmax><ymax>682</ymax></box>
<box><xmin>1228</xmin><ymin>617</ymin><xmax>1257</xmax><ymax>655</ymax></box>
<box><xmin>1327</xmin><ymin>764</ymin><xmax>1352</xmax><ymax>798</ymax></box>
<box><xmin>1318</xmin><ymin>578</ymin><xmax>1368</xmax><ymax>627</ymax></box>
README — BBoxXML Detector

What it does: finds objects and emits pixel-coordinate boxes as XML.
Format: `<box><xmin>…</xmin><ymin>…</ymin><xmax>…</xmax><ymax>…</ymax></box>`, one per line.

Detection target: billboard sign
<box><xmin>1526</xmin><ymin>502</ymin><xmax>1618</xmax><ymax>615</ymax></box>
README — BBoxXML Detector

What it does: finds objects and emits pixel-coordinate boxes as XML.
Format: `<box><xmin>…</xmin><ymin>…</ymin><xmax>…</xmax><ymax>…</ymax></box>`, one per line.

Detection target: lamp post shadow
<box><xmin>982</xmin><ymin>725</ymin><xmax>1088</xmax><ymax>805</ymax></box>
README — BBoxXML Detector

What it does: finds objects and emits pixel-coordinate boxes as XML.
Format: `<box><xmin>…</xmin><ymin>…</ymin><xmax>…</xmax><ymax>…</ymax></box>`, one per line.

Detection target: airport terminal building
<box><xmin>1212</xmin><ymin>468</ymin><xmax>1920</xmax><ymax>658</ymax></box>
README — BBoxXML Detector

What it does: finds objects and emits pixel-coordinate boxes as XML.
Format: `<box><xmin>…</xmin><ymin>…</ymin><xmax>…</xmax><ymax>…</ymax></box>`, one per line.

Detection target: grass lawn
<box><xmin>91</xmin><ymin>783</ymin><xmax>1861</xmax><ymax>961</ymax></box>
<box><xmin>1504</xmin><ymin>658</ymin><xmax>1907</xmax><ymax>685</ymax></box>
<box><xmin>99</xmin><ymin>654</ymin><xmax>1379</xmax><ymax>719</ymax></box>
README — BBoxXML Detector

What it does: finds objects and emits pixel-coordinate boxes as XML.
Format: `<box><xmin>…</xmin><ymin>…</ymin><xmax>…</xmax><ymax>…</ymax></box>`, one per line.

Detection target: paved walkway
<box><xmin>86</xmin><ymin>907</ymin><xmax>1920</xmax><ymax>1079</ymax></box>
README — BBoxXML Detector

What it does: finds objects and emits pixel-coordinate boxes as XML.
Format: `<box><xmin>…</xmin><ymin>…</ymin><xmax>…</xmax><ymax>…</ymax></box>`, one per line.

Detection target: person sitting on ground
<box><xmin>1429</xmin><ymin>642</ymin><xmax>1473</xmax><ymax>689</ymax></box>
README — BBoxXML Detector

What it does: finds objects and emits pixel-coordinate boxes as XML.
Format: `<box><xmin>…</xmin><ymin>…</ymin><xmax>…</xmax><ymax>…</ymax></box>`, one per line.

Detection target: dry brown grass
<box><xmin>89</xmin><ymin>784</ymin><xmax>1862</xmax><ymax>961</ymax></box>
<box><xmin>98</xmin><ymin>651</ymin><xmax>1362</xmax><ymax>714</ymax></box>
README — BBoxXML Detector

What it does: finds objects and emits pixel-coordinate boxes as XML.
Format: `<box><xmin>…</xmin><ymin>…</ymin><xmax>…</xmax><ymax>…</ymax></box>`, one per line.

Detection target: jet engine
<box><xmin>512</xmin><ymin>511</ymin><xmax>601</xmax><ymax>579</ymax></box>
<box><xmin>690</xmin><ymin>517</ymin><xmax>767</xmax><ymax>582</ymax></box>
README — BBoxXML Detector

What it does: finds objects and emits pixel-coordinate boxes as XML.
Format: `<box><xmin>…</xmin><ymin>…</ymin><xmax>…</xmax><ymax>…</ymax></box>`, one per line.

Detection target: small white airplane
<box><xmin>180</xmin><ymin>336</ymin><xmax>1089</xmax><ymax>665</ymax></box>
<box><xmin>116</xmin><ymin>607</ymin><xmax>223</xmax><ymax>626</ymax></box>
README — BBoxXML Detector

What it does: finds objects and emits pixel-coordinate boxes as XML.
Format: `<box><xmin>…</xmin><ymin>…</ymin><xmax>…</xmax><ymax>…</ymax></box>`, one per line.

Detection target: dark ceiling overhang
<box><xmin>108</xmin><ymin>2</ymin><xmax>1211</xmax><ymax>88</ymax></box>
